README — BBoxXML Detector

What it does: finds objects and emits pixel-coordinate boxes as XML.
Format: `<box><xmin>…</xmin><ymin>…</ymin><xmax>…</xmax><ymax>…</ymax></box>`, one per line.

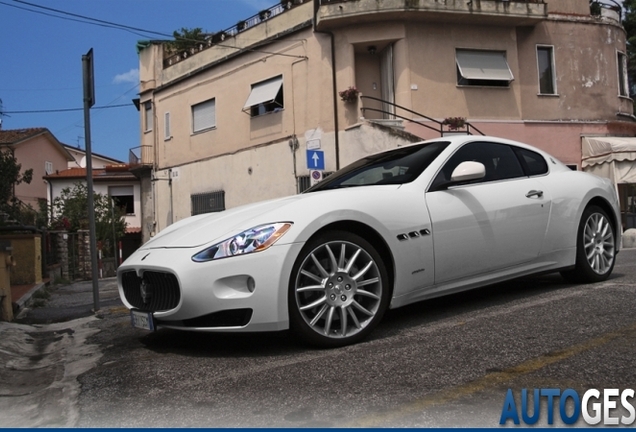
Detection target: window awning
<box><xmin>582</xmin><ymin>136</ymin><xmax>636</xmax><ymax>185</ymax></box>
<box><xmin>242</xmin><ymin>76</ymin><xmax>283</xmax><ymax>112</ymax></box>
<box><xmin>110</xmin><ymin>186</ymin><xmax>134</xmax><ymax>196</ymax></box>
<box><xmin>456</xmin><ymin>50</ymin><xmax>514</xmax><ymax>82</ymax></box>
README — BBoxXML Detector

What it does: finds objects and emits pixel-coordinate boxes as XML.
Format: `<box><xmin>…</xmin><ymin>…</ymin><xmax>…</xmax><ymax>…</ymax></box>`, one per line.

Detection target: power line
<box><xmin>4</xmin><ymin>104</ymin><xmax>133</xmax><ymax>114</ymax></box>
<box><xmin>9</xmin><ymin>0</ymin><xmax>172</xmax><ymax>38</ymax></box>
<box><xmin>2</xmin><ymin>0</ymin><xmax>308</xmax><ymax>59</ymax></box>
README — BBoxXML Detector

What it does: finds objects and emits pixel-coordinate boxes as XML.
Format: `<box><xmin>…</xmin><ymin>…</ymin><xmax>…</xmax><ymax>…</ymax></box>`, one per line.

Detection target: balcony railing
<box><xmin>316</xmin><ymin>0</ymin><xmax>548</xmax><ymax>28</ymax></box>
<box><xmin>129</xmin><ymin>145</ymin><xmax>153</xmax><ymax>166</ymax></box>
<box><xmin>163</xmin><ymin>0</ymin><xmax>304</xmax><ymax>69</ymax></box>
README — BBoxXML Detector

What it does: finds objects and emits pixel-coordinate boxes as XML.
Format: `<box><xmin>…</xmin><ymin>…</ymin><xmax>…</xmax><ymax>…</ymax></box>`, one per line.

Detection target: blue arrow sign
<box><xmin>306</xmin><ymin>150</ymin><xmax>325</xmax><ymax>170</ymax></box>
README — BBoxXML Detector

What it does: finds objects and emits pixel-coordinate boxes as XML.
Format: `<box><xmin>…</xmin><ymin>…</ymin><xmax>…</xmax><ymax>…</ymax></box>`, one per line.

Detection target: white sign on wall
<box><xmin>310</xmin><ymin>170</ymin><xmax>323</xmax><ymax>186</ymax></box>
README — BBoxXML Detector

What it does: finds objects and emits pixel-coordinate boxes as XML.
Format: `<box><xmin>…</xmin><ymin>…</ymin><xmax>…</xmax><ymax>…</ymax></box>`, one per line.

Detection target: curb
<box><xmin>13</xmin><ymin>281</ymin><xmax>49</xmax><ymax>311</ymax></box>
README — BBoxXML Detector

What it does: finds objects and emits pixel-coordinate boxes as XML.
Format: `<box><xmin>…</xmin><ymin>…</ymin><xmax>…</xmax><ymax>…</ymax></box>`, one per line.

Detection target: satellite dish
<box><xmin>79</xmin><ymin>156</ymin><xmax>86</xmax><ymax>168</ymax></box>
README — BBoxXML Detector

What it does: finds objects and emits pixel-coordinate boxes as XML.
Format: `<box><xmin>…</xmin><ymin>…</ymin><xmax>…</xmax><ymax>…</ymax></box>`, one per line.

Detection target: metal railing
<box><xmin>360</xmin><ymin>95</ymin><xmax>486</xmax><ymax>137</ymax></box>
<box><xmin>163</xmin><ymin>1</ymin><xmax>300</xmax><ymax>68</ymax></box>
<box><xmin>129</xmin><ymin>145</ymin><xmax>153</xmax><ymax>165</ymax></box>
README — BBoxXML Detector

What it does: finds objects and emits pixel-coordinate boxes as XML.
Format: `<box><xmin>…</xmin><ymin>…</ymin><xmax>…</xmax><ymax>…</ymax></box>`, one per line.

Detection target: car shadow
<box><xmin>373</xmin><ymin>272</ymin><xmax>602</xmax><ymax>340</ymax></box>
<box><xmin>137</xmin><ymin>271</ymin><xmax>621</xmax><ymax>357</ymax></box>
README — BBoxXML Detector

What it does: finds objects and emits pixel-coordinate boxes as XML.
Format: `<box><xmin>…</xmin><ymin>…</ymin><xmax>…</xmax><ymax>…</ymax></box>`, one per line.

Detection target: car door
<box><xmin>426</xmin><ymin>141</ymin><xmax>551</xmax><ymax>284</ymax></box>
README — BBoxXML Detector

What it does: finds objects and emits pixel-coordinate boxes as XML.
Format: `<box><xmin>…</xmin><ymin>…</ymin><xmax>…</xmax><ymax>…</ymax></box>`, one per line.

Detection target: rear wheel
<box><xmin>288</xmin><ymin>231</ymin><xmax>390</xmax><ymax>348</ymax></box>
<box><xmin>561</xmin><ymin>205</ymin><xmax>616</xmax><ymax>283</ymax></box>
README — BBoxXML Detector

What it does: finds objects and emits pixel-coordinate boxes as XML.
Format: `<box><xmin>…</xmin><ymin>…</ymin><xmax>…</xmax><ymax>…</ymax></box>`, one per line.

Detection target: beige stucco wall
<box><xmin>12</xmin><ymin>135</ymin><xmax>70</xmax><ymax>209</ymax></box>
<box><xmin>137</xmin><ymin>0</ymin><xmax>633</xmax><ymax>238</ymax></box>
<box><xmin>0</xmin><ymin>234</ymin><xmax>42</xmax><ymax>285</ymax></box>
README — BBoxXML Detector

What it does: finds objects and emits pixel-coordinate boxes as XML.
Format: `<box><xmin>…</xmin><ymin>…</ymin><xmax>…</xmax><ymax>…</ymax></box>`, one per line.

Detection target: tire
<box><xmin>561</xmin><ymin>205</ymin><xmax>616</xmax><ymax>283</ymax></box>
<box><xmin>288</xmin><ymin>230</ymin><xmax>390</xmax><ymax>348</ymax></box>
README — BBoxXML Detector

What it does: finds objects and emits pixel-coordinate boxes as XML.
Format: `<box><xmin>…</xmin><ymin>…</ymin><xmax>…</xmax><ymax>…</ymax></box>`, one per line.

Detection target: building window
<box><xmin>455</xmin><ymin>50</ymin><xmax>513</xmax><ymax>87</ymax></box>
<box><xmin>537</xmin><ymin>46</ymin><xmax>556</xmax><ymax>95</ymax></box>
<box><xmin>191</xmin><ymin>190</ymin><xmax>225</xmax><ymax>215</ymax></box>
<box><xmin>109</xmin><ymin>186</ymin><xmax>135</xmax><ymax>215</ymax></box>
<box><xmin>164</xmin><ymin>112</ymin><xmax>171</xmax><ymax>140</ymax></box>
<box><xmin>143</xmin><ymin>101</ymin><xmax>153</xmax><ymax>132</ymax></box>
<box><xmin>297</xmin><ymin>172</ymin><xmax>334</xmax><ymax>193</ymax></box>
<box><xmin>243</xmin><ymin>75</ymin><xmax>284</xmax><ymax>117</ymax></box>
<box><xmin>618</xmin><ymin>51</ymin><xmax>629</xmax><ymax>97</ymax></box>
<box><xmin>192</xmin><ymin>99</ymin><xmax>216</xmax><ymax>133</ymax></box>
<box><xmin>45</xmin><ymin>161</ymin><xmax>53</xmax><ymax>175</ymax></box>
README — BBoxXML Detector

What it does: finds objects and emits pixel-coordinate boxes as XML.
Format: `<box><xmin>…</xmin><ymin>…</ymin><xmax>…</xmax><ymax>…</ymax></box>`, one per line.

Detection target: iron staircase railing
<box><xmin>360</xmin><ymin>95</ymin><xmax>485</xmax><ymax>137</ymax></box>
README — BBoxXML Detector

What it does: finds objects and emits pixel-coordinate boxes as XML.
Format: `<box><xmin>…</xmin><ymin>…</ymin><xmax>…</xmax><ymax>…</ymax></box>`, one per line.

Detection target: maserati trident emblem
<box><xmin>140</xmin><ymin>279</ymin><xmax>151</xmax><ymax>304</ymax></box>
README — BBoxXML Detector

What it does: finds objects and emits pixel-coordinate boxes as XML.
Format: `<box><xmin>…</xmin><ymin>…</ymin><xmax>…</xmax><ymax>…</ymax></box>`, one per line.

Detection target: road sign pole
<box><xmin>82</xmin><ymin>48</ymin><xmax>100</xmax><ymax>312</ymax></box>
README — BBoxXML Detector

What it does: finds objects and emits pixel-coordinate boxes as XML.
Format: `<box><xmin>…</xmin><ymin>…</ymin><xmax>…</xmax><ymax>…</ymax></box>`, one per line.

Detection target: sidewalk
<box><xmin>13</xmin><ymin>278</ymin><xmax>122</xmax><ymax>324</ymax></box>
<box><xmin>10</xmin><ymin>279</ymin><xmax>50</xmax><ymax>311</ymax></box>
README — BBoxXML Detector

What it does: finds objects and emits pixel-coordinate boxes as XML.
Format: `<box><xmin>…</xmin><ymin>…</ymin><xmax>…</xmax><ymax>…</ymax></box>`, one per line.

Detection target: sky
<box><xmin>0</xmin><ymin>0</ymin><xmax>277</xmax><ymax>162</ymax></box>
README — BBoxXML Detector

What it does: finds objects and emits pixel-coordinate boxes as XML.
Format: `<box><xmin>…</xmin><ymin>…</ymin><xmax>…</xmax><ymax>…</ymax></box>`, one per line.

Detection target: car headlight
<box><xmin>192</xmin><ymin>222</ymin><xmax>293</xmax><ymax>262</ymax></box>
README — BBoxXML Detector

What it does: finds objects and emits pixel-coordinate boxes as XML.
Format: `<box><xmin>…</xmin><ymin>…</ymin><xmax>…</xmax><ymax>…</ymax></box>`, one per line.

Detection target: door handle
<box><xmin>526</xmin><ymin>190</ymin><xmax>544</xmax><ymax>198</ymax></box>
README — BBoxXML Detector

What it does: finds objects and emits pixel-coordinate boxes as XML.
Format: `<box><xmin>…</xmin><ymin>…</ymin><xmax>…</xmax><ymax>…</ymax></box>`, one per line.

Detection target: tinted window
<box><xmin>432</xmin><ymin>142</ymin><xmax>525</xmax><ymax>189</ymax></box>
<box><xmin>306</xmin><ymin>141</ymin><xmax>450</xmax><ymax>192</ymax></box>
<box><xmin>515</xmin><ymin>147</ymin><xmax>548</xmax><ymax>176</ymax></box>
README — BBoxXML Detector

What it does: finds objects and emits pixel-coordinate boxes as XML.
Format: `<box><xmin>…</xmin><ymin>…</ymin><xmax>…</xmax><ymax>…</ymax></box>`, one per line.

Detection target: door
<box><xmin>426</xmin><ymin>142</ymin><xmax>551</xmax><ymax>284</ymax></box>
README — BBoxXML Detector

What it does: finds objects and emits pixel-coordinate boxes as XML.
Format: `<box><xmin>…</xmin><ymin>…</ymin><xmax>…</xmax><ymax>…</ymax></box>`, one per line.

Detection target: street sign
<box><xmin>306</xmin><ymin>150</ymin><xmax>325</xmax><ymax>170</ymax></box>
<box><xmin>310</xmin><ymin>170</ymin><xmax>323</xmax><ymax>186</ymax></box>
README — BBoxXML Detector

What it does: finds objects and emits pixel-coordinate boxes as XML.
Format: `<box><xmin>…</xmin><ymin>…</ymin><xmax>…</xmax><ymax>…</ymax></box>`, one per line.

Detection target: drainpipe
<box><xmin>313</xmin><ymin>0</ymin><xmax>340</xmax><ymax>170</ymax></box>
<box><xmin>168</xmin><ymin>168</ymin><xmax>173</xmax><ymax>226</ymax></box>
<box><xmin>45</xmin><ymin>179</ymin><xmax>53</xmax><ymax>225</ymax></box>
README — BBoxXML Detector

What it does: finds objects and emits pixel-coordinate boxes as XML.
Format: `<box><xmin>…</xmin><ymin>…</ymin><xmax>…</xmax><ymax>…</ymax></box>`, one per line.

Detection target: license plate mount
<box><xmin>130</xmin><ymin>310</ymin><xmax>155</xmax><ymax>331</ymax></box>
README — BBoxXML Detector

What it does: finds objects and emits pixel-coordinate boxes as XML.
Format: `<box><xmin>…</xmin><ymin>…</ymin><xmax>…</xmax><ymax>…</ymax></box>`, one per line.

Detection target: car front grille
<box><xmin>121</xmin><ymin>270</ymin><xmax>181</xmax><ymax>312</ymax></box>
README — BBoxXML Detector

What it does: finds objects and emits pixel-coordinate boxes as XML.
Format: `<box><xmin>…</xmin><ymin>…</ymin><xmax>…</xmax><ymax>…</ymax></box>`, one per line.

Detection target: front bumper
<box><xmin>117</xmin><ymin>242</ymin><xmax>303</xmax><ymax>332</ymax></box>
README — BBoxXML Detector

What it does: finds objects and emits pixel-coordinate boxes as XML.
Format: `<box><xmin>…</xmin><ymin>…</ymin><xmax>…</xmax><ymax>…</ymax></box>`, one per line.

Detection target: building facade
<box><xmin>135</xmin><ymin>0</ymin><xmax>634</xmax><ymax>242</ymax></box>
<box><xmin>0</xmin><ymin>128</ymin><xmax>75</xmax><ymax>213</ymax></box>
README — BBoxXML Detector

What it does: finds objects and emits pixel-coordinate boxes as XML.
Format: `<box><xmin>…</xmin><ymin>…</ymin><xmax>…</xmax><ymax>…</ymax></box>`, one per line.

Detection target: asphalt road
<box><xmin>1</xmin><ymin>248</ymin><xmax>635</xmax><ymax>427</ymax></box>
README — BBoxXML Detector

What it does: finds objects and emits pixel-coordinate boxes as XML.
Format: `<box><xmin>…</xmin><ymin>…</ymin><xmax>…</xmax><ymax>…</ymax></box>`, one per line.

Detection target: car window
<box><xmin>431</xmin><ymin>142</ymin><xmax>525</xmax><ymax>189</ymax></box>
<box><xmin>514</xmin><ymin>147</ymin><xmax>548</xmax><ymax>176</ymax></box>
<box><xmin>306</xmin><ymin>141</ymin><xmax>450</xmax><ymax>192</ymax></box>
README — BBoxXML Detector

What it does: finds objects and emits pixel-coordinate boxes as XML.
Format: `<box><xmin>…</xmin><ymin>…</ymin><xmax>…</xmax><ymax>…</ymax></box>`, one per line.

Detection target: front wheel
<box><xmin>288</xmin><ymin>231</ymin><xmax>390</xmax><ymax>348</ymax></box>
<box><xmin>561</xmin><ymin>205</ymin><xmax>616</xmax><ymax>283</ymax></box>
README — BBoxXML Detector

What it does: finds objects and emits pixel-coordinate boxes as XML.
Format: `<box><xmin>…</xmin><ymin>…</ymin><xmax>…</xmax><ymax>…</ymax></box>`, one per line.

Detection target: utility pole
<box><xmin>82</xmin><ymin>48</ymin><xmax>100</xmax><ymax>312</ymax></box>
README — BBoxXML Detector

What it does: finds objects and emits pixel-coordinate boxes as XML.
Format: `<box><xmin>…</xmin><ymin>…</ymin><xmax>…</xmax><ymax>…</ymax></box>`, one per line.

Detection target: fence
<box><xmin>48</xmin><ymin>230</ymin><xmax>120</xmax><ymax>281</ymax></box>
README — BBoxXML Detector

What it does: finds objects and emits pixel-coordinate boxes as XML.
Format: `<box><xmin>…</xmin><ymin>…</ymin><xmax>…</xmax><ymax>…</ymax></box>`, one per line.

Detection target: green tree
<box><xmin>0</xmin><ymin>149</ymin><xmax>33</xmax><ymax>224</ymax></box>
<box><xmin>50</xmin><ymin>182</ymin><xmax>127</xmax><ymax>257</ymax></box>
<box><xmin>169</xmin><ymin>27</ymin><xmax>206</xmax><ymax>53</ymax></box>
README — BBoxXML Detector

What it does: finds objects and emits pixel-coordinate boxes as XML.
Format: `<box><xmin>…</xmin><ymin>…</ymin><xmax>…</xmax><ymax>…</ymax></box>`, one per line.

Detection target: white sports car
<box><xmin>118</xmin><ymin>136</ymin><xmax>620</xmax><ymax>347</ymax></box>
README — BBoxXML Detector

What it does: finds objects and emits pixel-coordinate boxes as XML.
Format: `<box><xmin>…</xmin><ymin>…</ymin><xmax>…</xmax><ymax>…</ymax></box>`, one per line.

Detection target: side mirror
<box><xmin>450</xmin><ymin>161</ymin><xmax>486</xmax><ymax>183</ymax></box>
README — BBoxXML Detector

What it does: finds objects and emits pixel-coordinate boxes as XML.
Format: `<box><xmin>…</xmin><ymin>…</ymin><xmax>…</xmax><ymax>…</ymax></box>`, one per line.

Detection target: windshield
<box><xmin>305</xmin><ymin>141</ymin><xmax>450</xmax><ymax>192</ymax></box>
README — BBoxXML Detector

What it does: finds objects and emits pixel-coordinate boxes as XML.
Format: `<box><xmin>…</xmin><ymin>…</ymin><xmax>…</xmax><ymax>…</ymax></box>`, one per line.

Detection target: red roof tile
<box><xmin>0</xmin><ymin>127</ymin><xmax>48</xmax><ymax>145</ymax></box>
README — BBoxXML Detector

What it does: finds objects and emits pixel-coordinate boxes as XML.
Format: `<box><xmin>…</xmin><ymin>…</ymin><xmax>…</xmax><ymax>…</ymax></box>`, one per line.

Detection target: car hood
<box><xmin>141</xmin><ymin>195</ymin><xmax>303</xmax><ymax>249</ymax></box>
<box><xmin>140</xmin><ymin>185</ymin><xmax>403</xmax><ymax>250</ymax></box>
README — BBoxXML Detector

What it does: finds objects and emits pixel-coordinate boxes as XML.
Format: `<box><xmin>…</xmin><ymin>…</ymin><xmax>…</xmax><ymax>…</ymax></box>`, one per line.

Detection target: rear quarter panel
<box><xmin>540</xmin><ymin>168</ymin><xmax>621</xmax><ymax>258</ymax></box>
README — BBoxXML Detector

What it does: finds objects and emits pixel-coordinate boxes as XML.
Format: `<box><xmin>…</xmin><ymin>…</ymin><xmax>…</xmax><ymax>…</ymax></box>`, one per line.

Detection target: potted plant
<box><xmin>281</xmin><ymin>0</ymin><xmax>293</xmax><ymax>9</ymax></box>
<box><xmin>212</xmin><ymin>31</ymin><xmax>227</xmax><ymax>43</ymax></box>
<box><xmin>338</xmin><ymin>86</ymin><xmax>360</xmax><ymax>103</ymax></box>
<box><xmin>236</xmin><ymin>20</ymin><xmax>247</xmax><ymax>31</ymax></box>
<box><xmin>443</xmin><ymin>116</ymin><xmax>466</xmax><ymax>130</ymax></box>
<box><xmin>590</xmin><ymin>0</ymin><xmax>602</xmax><ymax>16</ymax></box>
<box><xmin>259</xmin><ymin>9</ymin><xmax>272</xmax><ymax>20</ymax></box>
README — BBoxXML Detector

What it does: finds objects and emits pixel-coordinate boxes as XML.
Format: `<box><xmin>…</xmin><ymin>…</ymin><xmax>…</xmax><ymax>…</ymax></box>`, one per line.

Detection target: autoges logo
<box><xmin>500</xmin><ymin>388</ymin><xmax>635</xmax><ymax>426</ymax></box>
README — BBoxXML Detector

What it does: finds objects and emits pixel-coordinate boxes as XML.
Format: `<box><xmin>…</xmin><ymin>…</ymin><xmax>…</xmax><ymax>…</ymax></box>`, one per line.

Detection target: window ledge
<box><xmin>250</xmin><ymin>108</ymin><xmax>284</xmax><ymax>119</ymax></box>
<box><xmin>456</xmin><ymin>85</ymin><xmax>510</xmax><ymax>89</ymax></box>
<box><xmin>537</xmin><ymin>93</ymin><xmax>559</xmax><ymax>97</ymax></box>
<box><xmin>191</xmin><ymin>126</ymin><xmax>217</xmax><ymax>136</ymax></box>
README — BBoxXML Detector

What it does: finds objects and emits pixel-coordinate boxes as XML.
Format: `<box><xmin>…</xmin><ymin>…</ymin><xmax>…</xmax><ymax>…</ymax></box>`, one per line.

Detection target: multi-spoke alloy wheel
<box><xmin>289</xmin><ymin>231</ymin><xmax>389</xmax><ymax>347</ymax></box>
<box><xmin>561</xmin><ymin>205</ymin><xmax>616</xmax><ymax>283</ymax></box>
<box><xmin>583</xmin><ymin>211</ymin><xmax>615</xmax><ymax>275</ymax></box>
